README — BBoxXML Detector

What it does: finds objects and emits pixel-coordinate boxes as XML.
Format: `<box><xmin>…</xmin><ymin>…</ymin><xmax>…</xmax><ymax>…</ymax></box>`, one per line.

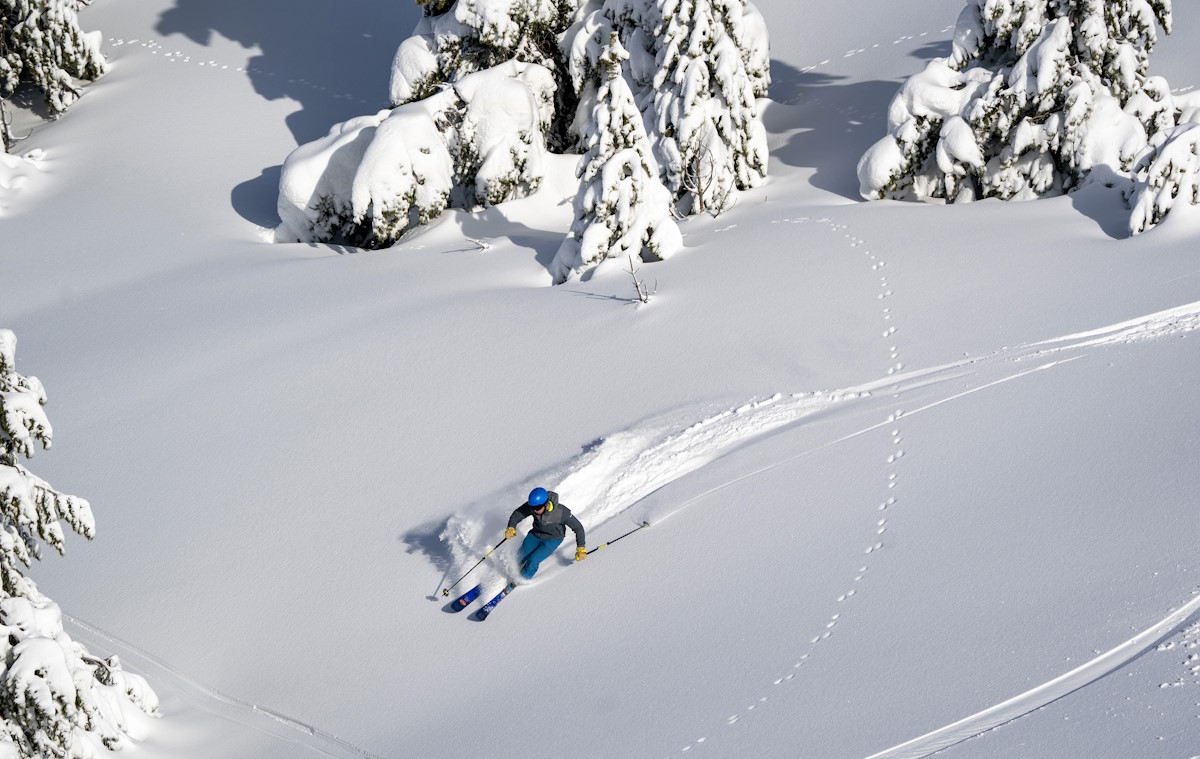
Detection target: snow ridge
<box><xmin>62</xmin><ymin>614</ymin><xmax>386</xmax><ymax>759</ymax></box>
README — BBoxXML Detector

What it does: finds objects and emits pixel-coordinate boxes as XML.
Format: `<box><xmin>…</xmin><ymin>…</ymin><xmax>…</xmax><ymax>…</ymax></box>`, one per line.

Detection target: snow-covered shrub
<box><xmin>285</xmin><ymin>0</ymin><xmax>769</xmax><ymax>270</ymax></box>
<box><xmin>1129</xmin><ymin>121</ymin><xmax>1200</xmax><ymax>234</ymax></box>
<box><xmin>390</xmin><ymin>0</ymin><xmax>580</xmax><ymax>149</ymax></box>
<box><xmin>1</xmin><ymin>0</ymin><xmax>106</xmax><ymax>150</ymax></box>
<box><xmin>0</xmin><ymin>329</ymin><xmax>157</xmax><ymax>758</ymax></box>
<box><xmin>277</xmin><ymin>61</ymin><xmax>555</xmax><ymax>248</ymax></box>
<box><xmin>858</xmin><ymin>0</ymin><xmax>1175</xmax><ymax>203</ymax></box>
<box><xmin>552</xmin><ymin>33</ymin><xmax>681</xmax><ymax>282</ymax></box>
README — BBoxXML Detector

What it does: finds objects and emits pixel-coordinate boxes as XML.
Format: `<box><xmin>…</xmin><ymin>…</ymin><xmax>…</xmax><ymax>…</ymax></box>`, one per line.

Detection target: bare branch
<box><xmin>627</xmin><ymin>254</ymin><xmax>651</xmax><ymax>304</ymax></box>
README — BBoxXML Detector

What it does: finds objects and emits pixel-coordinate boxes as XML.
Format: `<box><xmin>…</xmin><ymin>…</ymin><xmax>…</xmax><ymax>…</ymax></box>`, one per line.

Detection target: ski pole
<box><xmin>586</xmin><ymin>521</ymin><xmax>649</xmax><ymax>555</ymax></box>
<box><xmin>442</xmin><ymin>537</ymin><xmax>508</xmax><ymax>597</ymax></box>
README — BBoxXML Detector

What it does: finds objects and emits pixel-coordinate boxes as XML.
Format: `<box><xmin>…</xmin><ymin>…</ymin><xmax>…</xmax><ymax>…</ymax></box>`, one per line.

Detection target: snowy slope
<box><xmin>4</xmin><ymin>1</ymin><xmax>1200</xmax><ymax>758</ymax></box>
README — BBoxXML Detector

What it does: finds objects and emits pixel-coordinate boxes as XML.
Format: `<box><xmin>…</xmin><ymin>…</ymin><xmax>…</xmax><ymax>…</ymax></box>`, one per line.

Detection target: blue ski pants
<box><xmin>517</xmin><ymin>534</ymin><xmax>563</xmax><ymax>580</ymax></box>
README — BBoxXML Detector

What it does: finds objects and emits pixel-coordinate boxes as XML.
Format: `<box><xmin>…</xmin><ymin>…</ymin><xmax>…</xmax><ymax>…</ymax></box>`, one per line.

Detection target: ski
<box><xmin>474</xmin><ymin>582</ymin><xmax>515</xmax><ymax>621</ymax></box>
<box><xmin>448</xmin><ymin>583</ymin><xmax>482</xmax><ymax>612</ymax></box>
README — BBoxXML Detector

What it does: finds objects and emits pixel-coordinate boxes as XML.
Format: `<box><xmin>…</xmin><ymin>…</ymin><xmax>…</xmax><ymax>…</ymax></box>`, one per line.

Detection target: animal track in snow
<box><xmin>105</xmin><ymin>37</ymin><xmax>372</xmax><ymax>107</ymax></box>
<box><xmin>794</xmin><ymin>26</ymin><xmax>954</xmax><ymax>77</ymax></box>
<box><xmin>762</xmin><ymin>219</ymin><xmax>910</xmax><ymax>725</ymax></box>
<box><xmin>1157</xmin><ymin>620</ymin><xmax>1200</xmax><ymax>691</ymax></box>
<box><xmin>109</xmin><ymin>38</ymin><xmax>241</xmax><ymax>71</ymax></box>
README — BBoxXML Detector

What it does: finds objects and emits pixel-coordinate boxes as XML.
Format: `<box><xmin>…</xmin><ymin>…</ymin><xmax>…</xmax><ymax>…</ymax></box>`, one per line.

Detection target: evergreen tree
<box><xmin>643</xmin><ymin>0</ymin><xmax>769</xmax><ymax>210</ymax></box>
<box><xmin>1</xmin><ymin>0</ymin><xmax>106</xmax><ymax>151</ymax></box>
<box><xmin>551</xmin><ymin>32</ymin><xmax>681</xmax><ymax>282</ymax></box>
<box><xmin>564</xmin><ymin>0</ymin><xmax>769</xmax><ymax>211</ymax></box>
<box><xmin>0</xmin><ymin>329</ymin><xmax>157</xmax><ymax>758</ymax></box>
<box><xmin>858</xmin><ymin>0</ymin><xmax>1176</xmax><ymax>202</ymax></box>
<box><xmin>393</xmin><ymin>0</ymin><xmax>581</xmax><ymax>151</ymax></box>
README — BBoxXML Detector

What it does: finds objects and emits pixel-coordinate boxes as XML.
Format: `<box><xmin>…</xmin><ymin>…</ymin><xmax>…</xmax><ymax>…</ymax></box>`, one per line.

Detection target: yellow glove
<box><xmin>575</xmin><ymin>546</ymin><xmax>588</xmax><ymax>562</ymax></box>
<box><xmin>504</xmin><ymin>527</ymin><xmax>516</xmax><ymax>540</ymax></box>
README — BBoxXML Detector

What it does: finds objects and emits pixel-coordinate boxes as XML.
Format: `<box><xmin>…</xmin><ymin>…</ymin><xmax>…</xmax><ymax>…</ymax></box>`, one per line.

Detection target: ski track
<box><xmin>429</xmin><ymin>207</ymin><xmax>1200</xmax><ymax>757</ymax></box>
<box><xmin>657</xmin><ymin>222</ymin><xmax>1200</xmax><ymax>755</ymax></box>
<box><xmin>862</xmin><ymin>593</ymin><xmax>1200</xmax><ymax>759</ymax></box>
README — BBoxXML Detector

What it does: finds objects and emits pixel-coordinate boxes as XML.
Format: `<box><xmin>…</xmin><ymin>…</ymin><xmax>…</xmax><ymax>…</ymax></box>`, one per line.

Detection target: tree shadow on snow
<box><xmin>1069</xmin><ymin>165</ymin><xmax>1134</xmax><ymax>239</ymax></box>
<box><xmin>156</xmin><ymin>0</ymin><xmax>418</xmax><ymax>230</ymax></box>
<box><xmin>910</xmin><ymin>40</ymin><xmax>953</xmax><ymax>62</ymax></box>
<box><xmin>767</xmin><ymin>59</ymin><xmax>902</xmax><ymax>200</ymax></box>
<box><xmin>155</xmin><ymin>0</ymin><xmax>415</xmax><ymax>144</ymax></box>
<box><xmin>454</xmin><ymin>206</ymin><xmax>566</xmax><ymax>273</ymax></box>
<box><xmin>231</xmin><ymin>165</ymin><xmax>282</xmax><ymax>229</ymax></box>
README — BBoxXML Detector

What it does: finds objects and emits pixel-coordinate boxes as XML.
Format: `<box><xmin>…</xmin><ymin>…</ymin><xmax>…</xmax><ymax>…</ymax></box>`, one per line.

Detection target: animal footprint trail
<box><xmin>105</xmin><ymin>37</ymin><xmax>372</xmax><ymax>107</ymax></box>
<box><xmin>682</xmin><ymin>218</ymin><xmax>915</xmax><ymax>758</ymax></box>
<box><xmin>1156</xmin><ymin>619</ymin><xmax>1200</xmax><ymax>692</ymax></box>
<box><xmin>658</xmin><ymin>286</ymin><xmax>1200</xmax><ymax>759</ymax></box>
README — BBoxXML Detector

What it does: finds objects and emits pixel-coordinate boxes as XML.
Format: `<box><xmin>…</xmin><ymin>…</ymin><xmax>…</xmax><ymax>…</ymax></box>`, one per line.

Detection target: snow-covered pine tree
<box><xmin>1</xmin><ymin>0</ymin><xmax>106</xmax><ymax>151</ymax></box>
<box><xmin>564</xmin><ymin>0</ymin><xmax>769</xmax><ymax>212</ymax></box>
<box><xmin>642</xmin><ymin>0</ymin><xmax>769</xmax><ymax>211</ymax></box>
<box><xmin>858</xmin><ymin>0</ymin><xmax>1175</xmax><ymax>203</ymax></box>
<box><xmin>0</xmin><ymin>329</ymin><xmax>158</xmax><ymax>758</ymax></box>
<box><xmin>551</xmin><ymin>32</ymin><xmax>681</xmax><ymax>282</ymax></box>
<box><xmin>392</xmin><ymin>0</ymin><xmax>581</xmax><ymax>150</ymax></box>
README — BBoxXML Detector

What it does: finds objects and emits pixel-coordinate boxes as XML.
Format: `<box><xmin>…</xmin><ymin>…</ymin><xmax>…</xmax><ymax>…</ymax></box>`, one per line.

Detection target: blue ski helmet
<box><xmin>528</xmin><ymin>487</ymin><xmax>549</xmax><ymax>507</ymax></box>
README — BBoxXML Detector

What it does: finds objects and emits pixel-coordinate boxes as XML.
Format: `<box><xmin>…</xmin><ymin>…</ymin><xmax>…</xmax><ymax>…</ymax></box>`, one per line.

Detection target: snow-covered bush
<box><xmin>552</xmin><ymin>33</ymin><xmax>681</xmax><ymax>282</ymax></box>
<box><xmin>277</xmin><ymin>61</ymin><xmax>555</xmax><ymax>248</ymax></box>
<box><xmin>283</xmin><ymin>0</ymin><xmax>770</xmax><ymax>273</ymax></box>
<box><xmin>858</xmin><ymin>0</ymin><xmax>1175</xmax><ymax>203</ymax></box>
<box><xmin>0</xmin><ymin>329</ymin><xmax>157</xmax><ymax>758</ymax></box>
<box><xmin>1</xmin><ymin>0</ymin><xmax>106</xmax><ymax>150</ymax></box>
<box><xmin>1129</xmin><ymin>120</ymin><xmax>1200</xmax><ymax>234</ymax></box>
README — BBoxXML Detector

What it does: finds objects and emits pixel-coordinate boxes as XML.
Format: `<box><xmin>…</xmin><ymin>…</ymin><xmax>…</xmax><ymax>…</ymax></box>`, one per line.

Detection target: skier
<box><xmin>504</xmin><ymin>487</ymin><xmax>587</xmax><ymax>580</ymax></box>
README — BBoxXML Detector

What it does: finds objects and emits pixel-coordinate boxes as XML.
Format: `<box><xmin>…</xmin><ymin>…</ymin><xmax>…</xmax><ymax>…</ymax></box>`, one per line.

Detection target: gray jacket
<box><xmin>507</xmin><ymin>490</ymin><xmax>586</xmax><ymax>548</ymax></box>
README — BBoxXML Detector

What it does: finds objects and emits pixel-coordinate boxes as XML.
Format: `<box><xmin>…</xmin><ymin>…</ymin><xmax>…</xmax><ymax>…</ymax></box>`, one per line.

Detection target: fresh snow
<box><xmin>3</xmin><ymin>0</ymin><xmax>1200</xmax><ymax>758</ymax></box>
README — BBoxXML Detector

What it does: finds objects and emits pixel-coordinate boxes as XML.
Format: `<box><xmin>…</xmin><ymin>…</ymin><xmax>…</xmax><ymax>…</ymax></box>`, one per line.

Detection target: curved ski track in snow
<box><xmin>1030</xmin><ymin>299</ymin><xmax>1200</xmax><ymax>351</ymax></box>
<box><xmin>862</xmin><ymin>593</ymin><xmax>1200</xmax><ymax>759</ymax></box>
<box><xmin>638</xmin><ymin>228</ymin><xmax>1200</xmax><ymax>754</ymax></box>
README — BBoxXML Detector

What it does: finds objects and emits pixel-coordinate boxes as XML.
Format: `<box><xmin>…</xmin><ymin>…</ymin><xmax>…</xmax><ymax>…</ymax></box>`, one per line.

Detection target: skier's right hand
<box><xmin>504</xmin><ymin>527</ymin><xmax>516</xmax><ymax>540</ymax></box>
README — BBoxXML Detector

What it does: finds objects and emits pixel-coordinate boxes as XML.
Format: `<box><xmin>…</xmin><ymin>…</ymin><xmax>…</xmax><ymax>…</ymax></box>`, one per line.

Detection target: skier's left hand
<box><xmin>575</xmin><ymin>547</ymin><xmax>587</xmax><ymax>562</ymax></box>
